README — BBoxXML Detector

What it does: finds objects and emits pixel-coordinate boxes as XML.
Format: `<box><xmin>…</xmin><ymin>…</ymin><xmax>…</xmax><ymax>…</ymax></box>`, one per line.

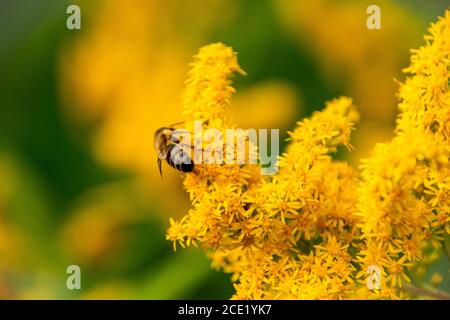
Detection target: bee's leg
<box><xmin>167</xmin><ymin>140</ymin><xmax>179</xmax><ymax>146</ymax></box>
<box><xmin>193</xmin><ymin>166</ymin><xmax>199</xmax><ymax>175</ymax></box>
<box><xmin>157</xmin><ymin>158</ymin><xmax>163</xmax><ymax>178</ymax></box>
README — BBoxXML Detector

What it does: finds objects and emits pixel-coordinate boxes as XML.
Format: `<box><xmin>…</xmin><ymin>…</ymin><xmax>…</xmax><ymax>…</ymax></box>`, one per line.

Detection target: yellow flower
<box><xmin>357</xmin><ymin>8</ymin><xmax>450</xmax><ymax>296</ymax></box>
<box><xmin>167</xmin><ymin>42</ymin><xmax>362</xmax><ymax>299</ymax></box>
<box><xmin>167</xmin><ymin>9</ymin><xmax>450</xmax><ymax>300</ymax></box>
<box><xmin>430</xmin><ymin>273</ymin><xmax>444</xmax><ymax>286</ymax></box>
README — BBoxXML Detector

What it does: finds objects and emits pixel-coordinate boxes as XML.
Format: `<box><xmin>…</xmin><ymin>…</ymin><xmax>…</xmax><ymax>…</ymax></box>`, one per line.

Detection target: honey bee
<box><xmin>154</xmin><ymin>124</ymin><xmax>195</xmax><ymax>177</ymax></box>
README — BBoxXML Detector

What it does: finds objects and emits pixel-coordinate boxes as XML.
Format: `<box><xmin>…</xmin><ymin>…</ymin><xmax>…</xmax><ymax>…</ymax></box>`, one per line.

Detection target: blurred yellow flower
<box><xmin>430</xmin><ymin>273</ymin><xmax>443</xmax><ymax>286</ymax></box>
<box><xmin>60</xmin><ymin>183</ymin><xmax>147</xmax><ymax>266</ymax></box>
<box><xmin>60</xmin><ymin>0</ymin><xmax>300</xmax><ymax>217</ymax></box>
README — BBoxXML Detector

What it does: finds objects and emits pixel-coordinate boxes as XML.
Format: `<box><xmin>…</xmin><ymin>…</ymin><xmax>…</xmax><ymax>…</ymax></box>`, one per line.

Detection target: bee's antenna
<box><xmin>168</xmin><ymin>121</ymin><xmax>185</xmax><ymax>127</ymax></box>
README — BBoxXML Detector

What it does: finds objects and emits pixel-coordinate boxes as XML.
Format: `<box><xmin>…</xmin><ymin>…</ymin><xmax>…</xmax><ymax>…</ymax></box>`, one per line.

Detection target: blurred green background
<box><xmin>0</xmin><ymin>0</ymin><xmax>449</xmax><ymax>299</ymax></box>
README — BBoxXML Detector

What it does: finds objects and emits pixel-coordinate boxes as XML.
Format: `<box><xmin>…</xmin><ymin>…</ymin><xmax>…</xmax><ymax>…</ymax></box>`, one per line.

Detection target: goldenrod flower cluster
<box><xmin>167</xmin><ymin>11</ymin><xmax>450</xmax><ymax>299</ymax></box>
<box><xmin>356</xmin><ymin>10</ymin><xmax>450</xmax><ymax>298</ymax></box>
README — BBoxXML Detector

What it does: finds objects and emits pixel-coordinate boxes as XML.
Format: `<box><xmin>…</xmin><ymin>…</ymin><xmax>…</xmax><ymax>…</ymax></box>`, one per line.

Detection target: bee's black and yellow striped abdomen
<box><xmin>166</xmin><ymin>144</ymin><xmax>195</xmax><ymax>173</ymax></box>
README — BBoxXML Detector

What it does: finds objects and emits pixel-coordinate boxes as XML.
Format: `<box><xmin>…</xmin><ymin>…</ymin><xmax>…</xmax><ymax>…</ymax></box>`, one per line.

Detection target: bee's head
<box><xmin>154</xmin><ymin>127</ymin><xmax>175</xmax><ymax>149</ymax></box>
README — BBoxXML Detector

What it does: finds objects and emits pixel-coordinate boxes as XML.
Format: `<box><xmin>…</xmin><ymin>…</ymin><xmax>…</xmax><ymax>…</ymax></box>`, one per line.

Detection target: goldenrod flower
<box><xmin>168</xmin><ymin>42</ymin><xmax>362</xmax><ymax>299</ymax></box>
<box><xmin>357</xmin><ymin>9</ymin><xmax>450</xmax><ymax>298</ymax></box>
<box><xmin>167</xmin><ymin>10</ymin><xmax>450</xmax><ymax>300</ymax></box>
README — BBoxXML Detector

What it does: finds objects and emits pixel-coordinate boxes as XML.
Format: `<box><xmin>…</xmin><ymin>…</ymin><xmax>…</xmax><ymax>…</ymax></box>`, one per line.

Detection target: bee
<box><xmin>154</xmin><ymin>123</ymin><xmax>195</xmax><ymax>177</ymax></box>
